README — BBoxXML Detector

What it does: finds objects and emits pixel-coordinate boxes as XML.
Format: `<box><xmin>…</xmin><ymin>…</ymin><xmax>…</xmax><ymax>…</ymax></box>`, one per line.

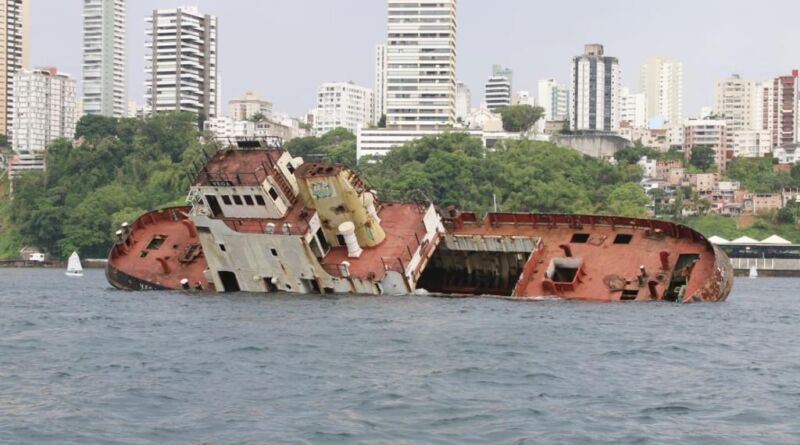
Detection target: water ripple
<box><xmin>1</xmin><ymin>270</ymin><xmax>799</xmax><ymax>444</ymax></box>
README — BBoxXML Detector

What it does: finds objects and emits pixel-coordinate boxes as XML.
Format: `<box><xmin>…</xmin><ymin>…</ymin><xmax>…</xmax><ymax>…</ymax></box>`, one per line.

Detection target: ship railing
<box><xmin>445</xmin><ymin>213</ymin><xmax>707</xmax><ymax>244</ymax></box>
<box><xmin>196</xmin><ymin>170</ymin><xmax>270</xmax><ymax>187</ymax></box>
<box><xmin>380</xmin><ymin>227</ymin><xmax>432</xmax><ymax>275</ymax></box>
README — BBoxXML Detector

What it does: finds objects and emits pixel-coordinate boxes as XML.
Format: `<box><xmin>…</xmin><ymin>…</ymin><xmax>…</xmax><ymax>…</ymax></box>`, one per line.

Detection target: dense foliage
<box><xmin>8</xmin><ymin>113</ymin><xmax>213</xmax><ymax>258</ymax></box>
<box><xmin>689</xmin><ymin>146</ymin><xmax>716</xmax><ymax>172</ymax></box>
<box><xmin>725</xmin><ymin>157</ymin><xmax>800</xmax><ymax>193</ymax></box>
<box><xmin>613</xmin><ymin>142</ymin><xmax>684</xmax><ymax>165</ymax></box>
<box><xmin>496</xmin><ymin>105</ymin><xmax>544</xmax><ymax>132</ymax></box>
<box><xmin>360</xmin><ymin>132</ymin><xmax>649</xmax><ymax>216</ymax></box>
<box><xmin>283</xmin><ymin>128</ymin><xmax>357</xmax><ymax>167</ymax></box>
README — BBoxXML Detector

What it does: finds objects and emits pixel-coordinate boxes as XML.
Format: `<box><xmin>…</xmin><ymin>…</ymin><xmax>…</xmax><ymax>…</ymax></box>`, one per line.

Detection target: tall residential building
<box><xmin>11</xmin><ymin>67</ymin><xmax>77</xmax><ymax>162</ymax></box>
<box><xmin>640</xmin><ymin>56</ymin><xmax>683</xmax><ymax>127</ymax></box>
<box><xmin>713</xmin><ymin>74</ymin><xmax>762</xmax><ymax>149</ymax></box>
<box><xmin>484</xmin><ymin>65</ymin><xmax>512</xmax><ymax>110</ymax></box>
<box><xmin>455</xmin><ymin>81</ymin><xmax>471</xmax><ymax>122</ymax></box>
<box><xmin>82</xmin><ymin>0</ymin><xmax>127</xmax><ymax>117</ymax></box>
<box><xmin>385</xmin><ymin>0</ymin><xmax>457</xmax><ymax>130</ymax></box>
<box><xmin>619</xmin><ymin>87</ymin><xmax>647</xmax><ymax>128</ymax></box>
<box><xmin>228</xmin><ymin>91</ymin><xmax>272</xmax><ymax>121</ymax></box>
<box><xmin>145</xmin><ymin>6</ymin><xmax>218</xmax><ymax>118</ymax></box>
<box><xmin>537</xmin><ymin>79</ymin><xmax>570</xmax><ymax>121</ymax></box>
<box><xmin>763</xmin><ymin>72</ymin><xmax>798</xmax><ymax>147</ymax></box>
<box><xmin>683</xmin><ymin>118</ymin><xmax>728</xmax><ymax>171</ymax></box>
<box><xmin>373</xmin><ymin>43</ymin><xmax>387</xmax><ymax>125</ymax></box>
<box><xmin>314</xmin><ymin>82</ymin><xmax>374</xmax><ymax>135</ymax></box>
<box><xmin>571</xmin><ymin>44</ymin><xmax>620</xmax><ymax>132</ymax></box>
<box><xmin>0</xmin><ymin>0</ymin><xmax>29</xmax><ymax>137</ymax></box>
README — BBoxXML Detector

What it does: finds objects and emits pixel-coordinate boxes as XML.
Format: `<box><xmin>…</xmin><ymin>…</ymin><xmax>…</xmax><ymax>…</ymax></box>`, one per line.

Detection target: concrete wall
<box><xmin>552</xmin><ymin>134</ymin><xmax>633</xmax><ymax>159</ymax></box>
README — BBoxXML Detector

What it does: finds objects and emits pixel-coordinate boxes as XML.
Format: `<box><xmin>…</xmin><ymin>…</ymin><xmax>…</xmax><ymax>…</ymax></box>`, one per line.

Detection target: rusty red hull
<box><xmin>107</xmin><ymin>207</ymin><xmax>732</xmax><ymax>303</ymax></box>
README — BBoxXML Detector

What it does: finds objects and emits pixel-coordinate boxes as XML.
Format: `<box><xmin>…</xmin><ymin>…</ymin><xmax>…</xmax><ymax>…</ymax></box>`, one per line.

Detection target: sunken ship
<box><xmin>107</xmin><ymin>138</ymin><xmax>733</xmax><ymax>303</ymax></box>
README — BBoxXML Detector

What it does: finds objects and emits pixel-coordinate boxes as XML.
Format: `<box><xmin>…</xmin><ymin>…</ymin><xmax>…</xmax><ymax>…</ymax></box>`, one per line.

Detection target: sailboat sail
<box><xmin>67</xmin><ymin>252</ymin><xmax>83</xmax><ymax>275</ymax></box>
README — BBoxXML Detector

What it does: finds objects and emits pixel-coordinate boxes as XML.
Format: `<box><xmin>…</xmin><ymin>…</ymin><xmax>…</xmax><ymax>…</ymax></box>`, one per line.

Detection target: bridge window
<box><xmin>221</xmin><ymin>195</ymin><xmax>232</xmax><ymax>205</ymax></box>
<box><xmin>255</xmin><ymin>195</ymin><xmax>266</xmax><ymax>206</ymax></box>
<box><xmin>244</xmin><ymin>195</ymin><xmax>254</xmax><ymax>206</ymax></box>
<box><xmin>268</xmin><ymin>188</ymin><xmax>279</xmax><ymax>201</ymax></box>
<box><xmin>232</xmin><ymin>195</ymin><xmax>243</xmax><ymax>205</ymax></box>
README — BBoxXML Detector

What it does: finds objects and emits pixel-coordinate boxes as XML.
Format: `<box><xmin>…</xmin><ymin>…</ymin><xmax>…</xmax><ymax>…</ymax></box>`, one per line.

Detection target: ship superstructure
<box><xmin>107</xmin><ymin>138</ymin><xmax>733</xmax><ymax>303</ymax></box>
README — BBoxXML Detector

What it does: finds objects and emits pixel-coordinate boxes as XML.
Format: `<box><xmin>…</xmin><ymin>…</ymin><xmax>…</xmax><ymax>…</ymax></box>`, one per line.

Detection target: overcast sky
<box><xmin>31</xmin><ymin>0</ymin><xmax>800</xmax><ymax>117</ymax></box>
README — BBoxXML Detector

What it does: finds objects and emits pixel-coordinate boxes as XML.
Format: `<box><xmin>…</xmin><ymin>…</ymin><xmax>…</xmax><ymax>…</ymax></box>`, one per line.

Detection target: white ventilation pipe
<box><xmin>363</xmin><ymin>192</ymin><xmax>381</xmax><ymax>224</ymax></box>
<box><xmin>338</xmin><ymin>221</ymin><xmax>362</xmax><ymax>258</ymax></box>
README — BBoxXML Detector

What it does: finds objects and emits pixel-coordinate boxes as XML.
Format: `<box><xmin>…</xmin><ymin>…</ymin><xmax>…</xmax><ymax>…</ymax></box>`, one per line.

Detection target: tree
<box><xmin>497</xmin><ymin>105</ymin><xmax>545</xmax><ymax>132</ymax></box>
<box><xmin>605</xmin><ymin>183</ymin><xmax>651</xmax><ymax>217</ymax></box>
<box><xmin>249</xmin><ymin>112</ymin><xmax>267</xmax><ymax>122</ymax></box>
<box><xmin>0</xmin><ymin>133</ymin><xmax>8</xmax><ymax>148</ymax></box>
<box><xmin>377</xmin><ymin>114</ymin><xmax>386</xmax><ymax>128</ymax></box>
<box><xmin>689</xmin><ymin>146</ymin><xmax>716</xmax><ymax>172</ymax></box>
<box><xmin>75</xmin><ymin>114</ymin><xmax>118</xmax><ymax>140</ymax></box>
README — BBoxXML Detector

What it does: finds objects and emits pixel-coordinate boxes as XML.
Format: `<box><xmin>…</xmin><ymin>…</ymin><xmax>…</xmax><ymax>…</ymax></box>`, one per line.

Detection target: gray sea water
<box><xmin>0</xmin><ymin>269</ymin><xmax>798</xmax><ymax>445</ymax></box>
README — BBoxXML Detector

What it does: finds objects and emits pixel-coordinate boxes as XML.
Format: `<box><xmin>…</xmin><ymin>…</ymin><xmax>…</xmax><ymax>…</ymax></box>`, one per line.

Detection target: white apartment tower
<box><xmin>11</xmin><ymin>67</ymin><xmax>77</xmax><ymax>156</ymax></box>
<box><xmin>537</xmin><ymin>79</ymin><xmax>569</xmax><ymax>121</ymax></box>
<box><xmin>485</xmin><ymin>64</ymin><xmax>512</xmax><ymax>110</ymax></box>
<box><xmin>82</xmin><ymin>0</ymin><xmax>127</xmax><ymax>117</ymax></box>
<box><xmin>619</xmin><ymin>87</ymin><xmax>647</xmax><ymax>128</ymax></box>
<box><xmin>373</xmin><ymin>43</ymin><xmax>387</xmax><ymax>125</ymax></box>
<box><xmin>640</xmin><ymin>56</ymin><xmax>683</xmax><ymax>127</ymax></box>
<box><xmin>0</xmin><ymin>0</ymin><xmax>29</xmax><ymax>137</ymax></box>
<box><xmin>314</xmin><ymin>82</ymin><xmax>374</xmax><ymax>135</ymax></box>
<box><xmin>228</xmin><ymin>91</ymin><xmax>272</xmax><ymax>121</ymax></box>
<box><xmin>385</xmin><ymin>0</ymin><xmax>457</xmax><ymax>130</ymax></box>
<box><xmin>571</xmin><ymin>44</ymin><xmax>620</xmax><ymax>132</ymax></box>
<box><xmin>146</xmin><ymin>7</ymin><xmax>218</xmax><ymax>118</ymax></box>
<box><xmin>455</xmin><ymin>80</ymin><xmax>471</xmax><ymax>122</ymax></box>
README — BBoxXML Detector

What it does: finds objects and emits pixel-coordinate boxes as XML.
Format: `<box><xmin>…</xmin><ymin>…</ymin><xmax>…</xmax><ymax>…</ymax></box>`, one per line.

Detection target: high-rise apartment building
<box><xmin>571</xmin><ymin>44</ymin><xmax>620</xmax><ymax>132</ymax></box>
<box><xmin>537</xmin><ymin>79</ymin><xmax>570</xmax><ymax>122</ymax></box>
<box><xmin>455</xmin><ymin>81</ymin><xmax>471</xmax><ymax>122</ymax></box>
<box><xmin>145</xmin><ymin>7</ymin><xmax>218</xmax><ymax>118</ymax></box>
<box><xmin>385</xmin><ymin>0</ymin><xmax>457</xmax><ymax>130</ymax></box>
<box><xmin>373</xmin><ymin>43</ymin><xmax>387</xmax><ymax>125</ymax></box>
<box><xmin>10</xmin><ymin>68</ymin><xmax>77</xmax><ymax>175</ymax></box>
<box><xmin>619</xmin><ymin>87</ymin><xmax>647</xmax><ymax>128</ymax></box>
<box><xmin>714</xmin><ymin>75</ymin><xmax>761</xmax><ymax>131</ymax></box>
<box><xmin>713</xmin><ymin>74</ymin><xmax>762</xmax><ymax>150</ymax></box>
<box><xmin>228</xmin><ymin>91</ymin><xmax>272</xmax><ymax>121</ymax></box>
<box><xmin>683</xmin><ymin>118</ymin><xmax>728</xmax><ymax>171</ymax></box>
<box><xmin>314</xmin><ymin>82</ymin><xmax>374</xmax><ymax>135</ymax></box>
<box><xmin>485</xmin><ymin>65</ymin><xmax>512</xmax><ymax>110</ymax></box>
<box><xmin>763</xmin><ymin>72</ymin><xmax>798</xmax><ymax>148</ymax></box>
<box><xmin>640</xmin><ymin>56</ymin><xmax>683</xmax><ymax>127</ymax></box>
<box><xmin>0</xmin><ymin>0</ymin><xmax>29</xmax><ymax>137</ymax></box>
<box><xmin>82</xmin><ymin>0</ymin><xmax>126</xmax><ymax>117</ymax></box>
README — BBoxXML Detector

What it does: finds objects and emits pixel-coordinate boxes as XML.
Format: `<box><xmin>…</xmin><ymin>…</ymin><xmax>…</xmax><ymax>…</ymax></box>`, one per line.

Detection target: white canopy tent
<box><xmin>761</xmin><ymin>235</ymin><xmax>793</xmax><ymax>245</ymax></box>
<box><xmin>707</xmin><ymin>236</ymin><xmax>729</xmax><ymax>245</ymax></box>
<box><xmin>731</xmin><ymin>236</ymin><xmax>760</xmax><ymax>244</ymax></box>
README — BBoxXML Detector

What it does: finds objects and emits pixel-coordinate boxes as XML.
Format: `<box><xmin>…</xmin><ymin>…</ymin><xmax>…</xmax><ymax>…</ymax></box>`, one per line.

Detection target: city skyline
<box><xmin>28</xmin><ymin>0</ymin><xmax>800</xmax><ymax>117</ymax></box>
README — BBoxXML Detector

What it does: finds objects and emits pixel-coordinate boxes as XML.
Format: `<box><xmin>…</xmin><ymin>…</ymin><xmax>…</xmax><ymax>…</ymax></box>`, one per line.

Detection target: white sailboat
<box><xmin>748</xmin><ymin>266</ymin><xmax>758</xmax><ymax>279</ymax></box>
<box><xmin>65</xmin><ymin>251</ymin><xmax>84</xmax><ymax>277</ymax></box>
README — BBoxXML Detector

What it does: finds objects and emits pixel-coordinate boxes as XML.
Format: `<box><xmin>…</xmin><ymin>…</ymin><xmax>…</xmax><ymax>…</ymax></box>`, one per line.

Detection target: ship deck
<box><xmin>320</xmin><ymin>203</ymin><xmax>429</xmax><ymax>281</ymax></box>
<box><xmin>439</xmin><ymin>213</ymin><xmax>721</xmax><ymax>302</ymax></box>
<box><xmin>108</xmin><ymin>208</ymin><xmax>211</xmax><ymax>291</ymax></box>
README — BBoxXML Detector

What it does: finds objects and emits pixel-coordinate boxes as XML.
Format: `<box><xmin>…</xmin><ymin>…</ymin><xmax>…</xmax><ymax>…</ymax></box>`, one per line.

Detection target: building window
<box><xmin>232</xmin><ymin>195</ymin><xmax>243</xmax><ymax>205</ymax></box>
<box><xmin>244</xmin><ymin>195</ymin><xmax>254</xmax><ymax>206</ymax></box>
<box><xmin>286</xmin><ymin>162</ymin><xmax>295</xmax><ymax>174</ymax></box>
<box><xmin>221</xmin><ymin>195</ymin><xmax>232</xmax><ymax>205</ymax></box>
<box><xmin>255</xmin><ymin>195</ymin><xmax>266</xmax><ymax>206</ymax></box>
